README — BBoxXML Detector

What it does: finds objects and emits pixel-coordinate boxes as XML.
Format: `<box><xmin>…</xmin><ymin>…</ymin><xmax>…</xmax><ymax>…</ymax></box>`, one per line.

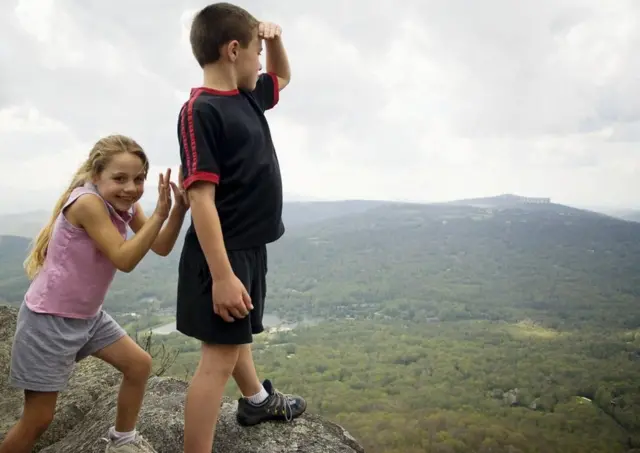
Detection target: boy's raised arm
<box><xmin>259</xmin><ymin>21</ymin><xmax>290</xmax><ymax>91</ymax></box>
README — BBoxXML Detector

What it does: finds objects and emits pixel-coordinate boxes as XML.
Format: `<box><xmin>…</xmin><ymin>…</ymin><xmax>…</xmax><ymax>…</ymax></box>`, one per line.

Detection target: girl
<box><xmin>0</xmin><ymin>134</ymin><xmax>189</xmax><ymax>453</ymax></box>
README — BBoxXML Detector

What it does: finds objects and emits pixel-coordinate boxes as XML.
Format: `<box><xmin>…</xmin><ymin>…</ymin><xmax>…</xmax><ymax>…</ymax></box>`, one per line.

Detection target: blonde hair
<box><xmin>24</xmin><ymin>134</ymin><xmax>149</xmax><ymax>280</ymax></box>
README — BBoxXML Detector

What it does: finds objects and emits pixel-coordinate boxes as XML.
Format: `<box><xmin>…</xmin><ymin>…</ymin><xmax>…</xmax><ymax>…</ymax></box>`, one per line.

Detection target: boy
<box><xmin>175</xmin><ymin>3</ymin><xmax>306</xmax><ymax>452</ymax></box>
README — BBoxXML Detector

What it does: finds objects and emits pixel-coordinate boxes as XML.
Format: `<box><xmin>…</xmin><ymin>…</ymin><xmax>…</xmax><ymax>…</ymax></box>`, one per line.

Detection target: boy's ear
<box><xmin>226</xmin><ymin>40</ymin><xmax>240</xmax><ymax>61</ymax></box>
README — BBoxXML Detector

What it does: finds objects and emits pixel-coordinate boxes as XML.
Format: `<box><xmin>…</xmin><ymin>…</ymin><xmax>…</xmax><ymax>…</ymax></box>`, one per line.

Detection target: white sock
<box><xmin>247</xmin><ymin>386</ymin><xmax>269</xmax><ymax>405</ymax></box>
<box><xmin>108</xmin><ymin>426</ymin><xmax>137</xmax><ymax>445</ymax></box>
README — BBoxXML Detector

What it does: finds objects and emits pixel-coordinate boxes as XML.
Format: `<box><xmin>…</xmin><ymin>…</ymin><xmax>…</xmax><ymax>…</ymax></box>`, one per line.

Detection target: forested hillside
<box><xmin>266</xmin><ymin>202</ymin><xmax>640</xmax><ymax>329</ymax></box>
<box><xmin>1</xmin><ymin>199</ymin><xmax>640</xmax><ymax>453</ymax></box>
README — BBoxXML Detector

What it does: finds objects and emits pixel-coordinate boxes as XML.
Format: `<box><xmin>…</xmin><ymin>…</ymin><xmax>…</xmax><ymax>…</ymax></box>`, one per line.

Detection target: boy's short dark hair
<box><xmin>190</xmin><ymin>2</ymin><xmax>259</xmax><ymax>68</ymax></box>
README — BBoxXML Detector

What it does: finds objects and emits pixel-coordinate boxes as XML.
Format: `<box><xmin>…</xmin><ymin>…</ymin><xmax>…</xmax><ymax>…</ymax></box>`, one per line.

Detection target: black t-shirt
<box><xmin>177</xmin><ymin>72</ymin><xmax>284</xmax><ymax>251</ymax></box>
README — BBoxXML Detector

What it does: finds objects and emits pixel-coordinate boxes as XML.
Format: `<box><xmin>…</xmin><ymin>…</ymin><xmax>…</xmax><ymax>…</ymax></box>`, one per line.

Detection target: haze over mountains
<box><xmin>0</xmin><ymin>193</ymin><xmax>637</xmax><ymax>239</ymax></box>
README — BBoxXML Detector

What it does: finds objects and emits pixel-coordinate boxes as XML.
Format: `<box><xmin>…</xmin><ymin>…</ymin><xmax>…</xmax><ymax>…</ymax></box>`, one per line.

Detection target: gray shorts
<box><xmin>9</xmin><ymin>303</ymin><xmax>126</xmax><ymax>392</ymax></box>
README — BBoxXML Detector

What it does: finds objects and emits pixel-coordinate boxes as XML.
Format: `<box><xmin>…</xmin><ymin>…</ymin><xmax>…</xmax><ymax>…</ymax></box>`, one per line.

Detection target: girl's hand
<box><xmin>170</xmin><ymin>166</ymin><xmax>190</xmax><ymax>212</ymax></box>
<box><xmin>154</xmin><ymin>168</ymin><xmax>173</xmax><ymax>220</ymax></box>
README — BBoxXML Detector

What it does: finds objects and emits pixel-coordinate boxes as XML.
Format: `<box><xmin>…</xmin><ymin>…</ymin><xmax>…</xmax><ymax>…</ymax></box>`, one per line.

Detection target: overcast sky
<box><xmin>1</xmin><ymin>0</ymin><xmax>638</xmax><ymax>213</ymax></box>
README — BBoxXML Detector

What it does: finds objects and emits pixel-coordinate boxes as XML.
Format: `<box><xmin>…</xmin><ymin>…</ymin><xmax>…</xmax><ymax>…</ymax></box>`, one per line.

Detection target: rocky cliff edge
<box><xmin>0</xmin><ymin>305</ymin><xmax>365</xmax><ymax>453</ymax></box>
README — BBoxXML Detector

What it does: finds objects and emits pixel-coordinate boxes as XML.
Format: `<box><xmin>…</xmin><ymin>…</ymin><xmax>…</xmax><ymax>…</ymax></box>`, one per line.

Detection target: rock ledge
<box><xmin>0</xmin><ymin>305</ymin><xmax>364</xmax><ymax>453</ymax></box>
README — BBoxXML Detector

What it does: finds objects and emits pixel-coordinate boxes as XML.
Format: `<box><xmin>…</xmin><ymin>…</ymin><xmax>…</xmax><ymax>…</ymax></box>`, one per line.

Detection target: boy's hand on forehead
<box><xmin>258</xmin><ymin>21</ymin><xmax>282</xmax><ymax>40</ymax></box>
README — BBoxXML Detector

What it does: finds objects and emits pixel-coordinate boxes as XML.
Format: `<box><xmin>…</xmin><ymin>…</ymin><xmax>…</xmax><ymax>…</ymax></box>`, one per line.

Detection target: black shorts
<box><xmin>176</xmin><ymin>242</ymin><xmax>267</xmax><ymax>345</ymax></box>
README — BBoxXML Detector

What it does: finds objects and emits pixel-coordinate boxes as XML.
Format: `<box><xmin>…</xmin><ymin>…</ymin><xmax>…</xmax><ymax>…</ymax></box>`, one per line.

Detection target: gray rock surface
<box><xmin>0</xmin><ymin>305</ymin><xmax>364</xmax><ymax>452</ymax></box>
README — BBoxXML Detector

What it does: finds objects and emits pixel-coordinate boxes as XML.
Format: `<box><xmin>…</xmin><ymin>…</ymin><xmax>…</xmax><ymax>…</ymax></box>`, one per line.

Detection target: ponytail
<box><xmin>23</xmin><ymin>167</ymin><xmax>89</xmax><ymax>280</ymax></box>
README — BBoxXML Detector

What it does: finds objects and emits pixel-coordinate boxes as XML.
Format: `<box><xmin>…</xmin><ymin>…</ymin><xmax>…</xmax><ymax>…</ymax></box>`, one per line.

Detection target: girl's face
<box><xmin>93</xmin><ymin>152</ymin><xmax>146</xmax><ymax>212</ymax></box>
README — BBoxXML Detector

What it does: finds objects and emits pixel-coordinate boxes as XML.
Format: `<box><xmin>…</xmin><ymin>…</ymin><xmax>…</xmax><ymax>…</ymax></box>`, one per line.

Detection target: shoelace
<box><xmin>272</xmin><ymin>389</ymin><xmax>295</xmax><ymax>422</ymax></box>
<box><xmin>99</xmin><ymin>433</ymin><xmax>154</xmax><ymax>450</ymax></box>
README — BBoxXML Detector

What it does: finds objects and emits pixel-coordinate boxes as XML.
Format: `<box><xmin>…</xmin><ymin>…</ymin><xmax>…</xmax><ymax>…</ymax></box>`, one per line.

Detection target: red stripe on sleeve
<box><xmin>183</xmin><ymin>172</ymin><xmax>220</xmax><ymax>190</ymax></box>
<box><xmin>181</xmin><ymin>89</ymin><xmax>220</xmax><ymax>189</ymax></box>
<box><xmin>267</xmin><ymin>72</ymin><xmax>279</xmax><ymax>108</ymax></box>
<box><xmin>179</xmin><ymin>103</ymin><xmax>191</xmax><ymax>176</ymax></box>
<box><xmin>187</xmin><ymin>89</ymin><xmax>203</xmax><ymax>175</ymax></box>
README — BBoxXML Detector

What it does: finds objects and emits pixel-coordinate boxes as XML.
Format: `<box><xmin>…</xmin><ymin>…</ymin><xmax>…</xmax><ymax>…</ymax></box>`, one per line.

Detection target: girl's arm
<box><xmin>66</xmin><ymin>170</ymin><xmax>172</xmax><ymax>273</ymax></box>
<box><xmin>68</xmin><ymin>198</ymin><xmax>167</xmax><ymax>273</ymax></box>
<box><xmin>129</xmin><ymin>202</ymin><xmax>187</xmax><ymax>257</ymax></box>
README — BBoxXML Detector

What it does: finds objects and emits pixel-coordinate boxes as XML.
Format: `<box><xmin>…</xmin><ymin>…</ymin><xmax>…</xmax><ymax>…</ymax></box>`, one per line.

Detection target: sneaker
<box><xmin>236</xmin><ymin>379</ymin><xmax>307</xmax><ymax>426</ymax></box>
<box><xmin>103</xmin><ymin>432</ymin><xmax>155</xmax><ymax>452</ymax></box>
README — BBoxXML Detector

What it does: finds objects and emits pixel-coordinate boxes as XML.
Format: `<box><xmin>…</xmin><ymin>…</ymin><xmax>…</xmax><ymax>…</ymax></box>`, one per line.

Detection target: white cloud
<box><xmin>1</xmin><ymin>0</ymin><xmax>639</xmax><ymax>212</ymax></box>
<box><xmin>13</xmin><ymin>0</ymin><xmax>55</xmax><ymax>43</ymax></box>
<box><xmin>4</xmin><ymin>143</ymin><xmax>88</xmax><ymax>191</ymax></box>
<box><xmin>0</xmin><ymin>104</ymin><xmax>70</xmax><ymax>134</ymax></box>
<box><xmin>14</xmin><ymin>0</ymin><xmax>85</xmax><ymax>68</ymax></box>
<box><xmin>180</xmin><ymin>8</ymin><xmax>197</xmax><ymax>48</ymax></box>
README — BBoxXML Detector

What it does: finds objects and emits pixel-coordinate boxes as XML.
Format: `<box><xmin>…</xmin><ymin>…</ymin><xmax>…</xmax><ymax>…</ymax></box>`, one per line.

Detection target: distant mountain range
<box><xmin>601</xmin><ymin>208</ymin><xmax>640</xmax><ymax>222</ymax></box>
<box><xmin>2</xmin><ymin>194</ymin><xmax>640</xmax><ymax>326</ymax></box>
<box><xmin>443</xmin><ymin>193</ymin><xmax>552</xmax><ymax>206</ymax></box>
<box><xmin>0</xmin><ymin>194</ymin><xmax>636</xmax><ymax>240</ymax></box>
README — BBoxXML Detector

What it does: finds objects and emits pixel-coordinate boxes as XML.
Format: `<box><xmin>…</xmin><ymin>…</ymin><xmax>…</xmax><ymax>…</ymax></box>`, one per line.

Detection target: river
<box><xmin>148</xmin><ymin>313</ymin><xmax>315</xmax><ymax>335</ymax></box>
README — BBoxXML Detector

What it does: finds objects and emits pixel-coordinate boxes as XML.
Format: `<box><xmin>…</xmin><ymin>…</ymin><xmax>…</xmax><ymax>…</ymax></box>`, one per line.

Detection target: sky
<box><xmin>0</xmin><ymin>0</ymin><xmax>639</xmax><ymax>213</ymax></box>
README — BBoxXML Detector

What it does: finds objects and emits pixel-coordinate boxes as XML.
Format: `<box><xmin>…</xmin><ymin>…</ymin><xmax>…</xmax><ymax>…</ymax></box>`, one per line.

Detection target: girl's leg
<box><xmin>4</xmin><ymin>304</ymin><xmax>81</xmax><ymax>452</ymax></box>
<box><xmin>0</xmin><ymin>390</ymin><xmax>58</xmax><ymax>453</ymax></box>
<box><xmin>92</xmin><ymin>334</ymin><xmax>152</xmax><ymax>433</ymax></box>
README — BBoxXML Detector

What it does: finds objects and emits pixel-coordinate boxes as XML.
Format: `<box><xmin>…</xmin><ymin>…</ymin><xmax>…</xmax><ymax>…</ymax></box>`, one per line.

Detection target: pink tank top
<box><xmin>24</xmin><ymin>183</ymin><xmax>135</xmax><ymax>319</ymax></box>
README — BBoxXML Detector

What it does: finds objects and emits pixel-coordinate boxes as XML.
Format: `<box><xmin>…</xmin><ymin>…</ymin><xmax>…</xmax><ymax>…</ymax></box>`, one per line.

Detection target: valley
<box><xmin>1</xmin><ymin>196</ymin><xmax>640</xmax><ymax>453</ymax></box>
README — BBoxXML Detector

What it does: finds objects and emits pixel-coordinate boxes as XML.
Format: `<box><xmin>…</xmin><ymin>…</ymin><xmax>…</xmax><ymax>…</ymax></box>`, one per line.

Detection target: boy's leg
<box><xmin>232</xmin><ymin>246</ymin><xmax>307</xmax><ymax>426</ymax></box>
<box><xmin>176</xmin><ymin>246</ymin><xmax>257</xmax><ymax>453</ymax></box>
<box><xmin>184</xmin><ymin>343</ymin><xmax>240</xmax><ymax>453</ymax></box>
<box><xmin>231</xmin><ymin>246</ymin><xmax>266</xmax><ymax>398</ymax></box>
<box><xmin>77</xmin><ymin>311</ymin><xmax>153</xmax><ymax>451</ymax></box>
<box><xmin>0</xmin><ymin>391</ymin><xmax>58</xmax><ymax>453</ymax></box>
<box><xmin>232</xmin><ymin>343</ymin><xmax>263</xmax><ymax>398</ymax></box>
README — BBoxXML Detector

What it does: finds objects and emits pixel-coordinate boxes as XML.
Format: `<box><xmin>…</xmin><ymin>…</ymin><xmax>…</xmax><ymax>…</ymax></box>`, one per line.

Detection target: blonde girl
<box><xmin>0</xmin><ymin>134</ymin><xmax>188</xmax><ymax>453</ymax></box>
